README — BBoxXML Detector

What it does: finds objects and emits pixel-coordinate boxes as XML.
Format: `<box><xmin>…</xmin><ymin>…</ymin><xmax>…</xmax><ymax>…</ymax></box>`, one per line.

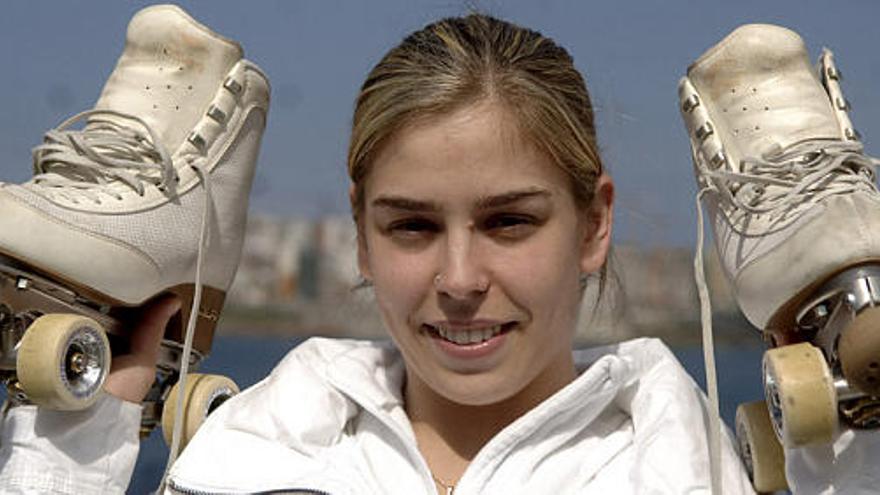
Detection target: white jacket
<box><xmin>1</xmin><ymin>337</ymin><xmax>878</xmax><ymax>494</ymax></box>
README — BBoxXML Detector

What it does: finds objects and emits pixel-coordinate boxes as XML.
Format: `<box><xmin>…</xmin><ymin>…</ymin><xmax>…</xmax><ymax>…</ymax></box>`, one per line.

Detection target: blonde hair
<box><xmin>348</xmin><ymin>14</ymin><xmax>611</xmax><ymax>294</ymax></box>
<box><xmin>348</xmin><ymin>14</ymin><xmax>603</xmax><ymax>217</ymax></box>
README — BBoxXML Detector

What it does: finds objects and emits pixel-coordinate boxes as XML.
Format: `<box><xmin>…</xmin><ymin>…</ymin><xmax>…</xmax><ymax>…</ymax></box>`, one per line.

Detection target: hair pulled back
<box><xmin>348</xmin><ymin>14</ymin><xmax>604</xmax><ymax>223</ymax></box>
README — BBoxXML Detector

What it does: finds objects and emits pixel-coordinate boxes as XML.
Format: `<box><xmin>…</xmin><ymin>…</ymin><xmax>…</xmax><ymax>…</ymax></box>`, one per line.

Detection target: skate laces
<box><xmin>31</xmin><ymin>109</ymin><xmax>178</xmax><ymax>202</ymax></box>
<box><xmin>33</xmin><ymin>108</ymin><xmax>214</xmax><ymax>484</ymax></box>
<box><xmin>703</xmin><ymin>140</ymin><xmax>879</xmax><ymax>221</ymax></box>
<box><xmin>693</xmin><ymin>188</ymin><xmax>723</xmax><ymax>495</ymax></box>
<box><xmin>163</xmin><ymin>162</ymin><xmax>212</xmax><ymax>479</ymax></box>
<box><xmin>692</xmin><ymin>141</ymin><xmax>880</xmax><ymax>494</ymax></box>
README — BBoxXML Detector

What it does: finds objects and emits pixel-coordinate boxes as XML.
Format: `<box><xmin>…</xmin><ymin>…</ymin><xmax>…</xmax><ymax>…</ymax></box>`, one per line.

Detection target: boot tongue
<box><xmin>687</xmin><ymin>24</ymin><xmax>840</xmax><ymax>171</ymax></box>
<box><xmin>93</xmin><ymin>5</ymin><xmax>242</xmax><ymax>153</ymax></box>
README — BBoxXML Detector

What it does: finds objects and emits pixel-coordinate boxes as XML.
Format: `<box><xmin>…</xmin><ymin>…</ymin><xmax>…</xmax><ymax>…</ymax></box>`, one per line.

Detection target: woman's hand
<box><xmin>104</xmin><ymin>296</ymin><xmax>181</xmax><ymax>404</ymax></box>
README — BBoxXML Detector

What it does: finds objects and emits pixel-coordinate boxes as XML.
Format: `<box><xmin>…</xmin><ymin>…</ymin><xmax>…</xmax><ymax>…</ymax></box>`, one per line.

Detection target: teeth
<box><xmin>435</xmin><ymin>324</ymin><xmax>503</xmax><ymax>345</ymax></box>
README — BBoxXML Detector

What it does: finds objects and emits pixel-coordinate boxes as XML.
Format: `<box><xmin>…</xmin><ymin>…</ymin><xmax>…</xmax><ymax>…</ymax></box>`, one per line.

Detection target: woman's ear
<box><xmin>579</xmin><ymin>173</ymin><xmax>614</xmax><ymax>274</ymax></box>
<box><xmin>350</xmin><ymin>184</ymin><xmax>372</xmax><ymax>280</ymax></box>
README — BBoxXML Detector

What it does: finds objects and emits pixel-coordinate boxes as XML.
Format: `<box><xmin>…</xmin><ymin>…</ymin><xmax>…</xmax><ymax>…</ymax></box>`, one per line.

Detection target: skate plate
<box><xmin>0</xmin><ymin>253</ymin><xmax>234</xmax><ymax>439</ymax></box>
<box><xmin>744</xmin><ymin>264</ymin><xmax>880</xmax><ymax>459</ymax></box>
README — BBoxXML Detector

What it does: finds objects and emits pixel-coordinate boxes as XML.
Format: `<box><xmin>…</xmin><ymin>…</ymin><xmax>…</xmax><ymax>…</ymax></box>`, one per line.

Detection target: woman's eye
<box><xmin>484</xmin><ymin>214</ymin><xmax>537</xmax><ymax>237</ymax></box>
<box><xmin>386</xmin><ymin>218</ymin><xmax>439</xmax><ymax>239</ymax></box>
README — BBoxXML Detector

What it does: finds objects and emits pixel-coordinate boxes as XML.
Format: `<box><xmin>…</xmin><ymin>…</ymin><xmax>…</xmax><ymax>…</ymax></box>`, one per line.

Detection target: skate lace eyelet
<box><xmin>802</xmin><ymin>151</ymin><xmax>822</xmax><ymax>164</ymax></box>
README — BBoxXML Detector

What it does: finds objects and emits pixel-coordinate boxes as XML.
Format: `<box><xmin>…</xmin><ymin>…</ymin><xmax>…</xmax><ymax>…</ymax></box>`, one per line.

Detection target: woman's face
<box><xmin>358</xmin><ymin>101</ymin><xmax>612</xmax><ymax>407</ymax></box>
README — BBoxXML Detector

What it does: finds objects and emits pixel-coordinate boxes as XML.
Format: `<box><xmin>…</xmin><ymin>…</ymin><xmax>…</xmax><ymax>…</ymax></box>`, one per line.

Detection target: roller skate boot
<box><xmin>679</xmin><ymin>24</ymin><xmax>880</xmax><ymax>491</ymax></box>
<box><xmin>0</xmin><ymin>4</ymin><xmax>269</xmax><ymax>453</ymax></box>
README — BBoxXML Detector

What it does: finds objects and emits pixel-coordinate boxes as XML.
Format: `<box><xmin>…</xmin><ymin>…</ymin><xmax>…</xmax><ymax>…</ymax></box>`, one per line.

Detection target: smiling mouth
<box><xmin>423</xmin><ymin>322</ymin><xmax>516</xmax><ymax>345</ymax></box>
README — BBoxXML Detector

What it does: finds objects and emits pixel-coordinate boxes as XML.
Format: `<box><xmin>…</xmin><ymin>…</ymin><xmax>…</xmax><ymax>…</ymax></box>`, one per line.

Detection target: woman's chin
<box><xmin>418</xmin><ymin>363</ymin><xmax>529</xmax><ymax>407</ymax></box>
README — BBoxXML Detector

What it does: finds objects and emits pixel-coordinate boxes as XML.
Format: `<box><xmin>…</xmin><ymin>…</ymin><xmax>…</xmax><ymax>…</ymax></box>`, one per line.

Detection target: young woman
<box><xmin>159</xmin><ymin>15</ymin><xmax>753</xmax><ymax>493</ymax></box>
<box><xmin>0</xmin><ymin>12</ymin><xmax>875</xmax><ymax>495</ymax></box>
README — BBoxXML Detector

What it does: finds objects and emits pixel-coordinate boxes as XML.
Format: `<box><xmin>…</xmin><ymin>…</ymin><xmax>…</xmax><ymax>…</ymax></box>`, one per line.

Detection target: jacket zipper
<box><xmin>168</xmin><ymin>478</ymin><xmax>333</xmax><ymax>495</ymax></box>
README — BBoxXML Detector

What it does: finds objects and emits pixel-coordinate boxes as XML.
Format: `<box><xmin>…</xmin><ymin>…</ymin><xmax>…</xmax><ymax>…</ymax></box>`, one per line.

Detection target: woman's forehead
<box><xmin>366</xmin><ymin>102</ymin><xmax>569</xmax><ymax>198</ymax></box>
<box><xmin>380</xmin><ymin>100</ymin><xmax>527</xmax><ymax>155</ymax></box>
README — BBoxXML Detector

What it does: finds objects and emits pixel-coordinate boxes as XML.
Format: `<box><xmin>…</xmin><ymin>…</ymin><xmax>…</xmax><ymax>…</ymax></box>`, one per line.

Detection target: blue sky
<box><xmin>1</xmin><ymin>1</ymin><xmax>878</xmax><ymax>247</ymax></box>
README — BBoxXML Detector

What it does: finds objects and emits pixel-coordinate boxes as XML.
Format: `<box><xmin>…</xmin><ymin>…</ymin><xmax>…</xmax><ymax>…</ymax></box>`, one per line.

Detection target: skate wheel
<box><xmin>763</xmin><ymin>343</ymin><xmax>836</xmax><ymax>447</ymax></box>
<box><xmin>736</xmin><ymin>401</ymin><xmax>788</xmax><ymax>493</ymax></box>
<box><xmin>838</xmin><ymin>305</ymin><xmax>880</xmax><ymax>396</ymax></box>
<box><xmin>161</xmin><ymin>373</ymin><xmax>238</xmax><ymax>449</ymax></box>
<box><xmin>16</xmin><ymin>314</ymin><xmax>111</xmax><ymax>410</ymax></box>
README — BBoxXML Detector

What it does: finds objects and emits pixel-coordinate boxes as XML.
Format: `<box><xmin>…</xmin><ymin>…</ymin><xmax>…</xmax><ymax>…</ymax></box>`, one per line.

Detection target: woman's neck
<box><xmin>404</xmin><ymin>354</ymin><xmax>577</xmax><ymax>489</ymax></box>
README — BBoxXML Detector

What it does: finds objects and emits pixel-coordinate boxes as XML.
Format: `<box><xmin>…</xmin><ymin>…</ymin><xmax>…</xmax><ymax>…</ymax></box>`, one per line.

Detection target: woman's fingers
<box><xmin>130</xmin><ymin>295</ymin><xmax>181</xmax><ymax>361</ymax></box>
<box><xmin>104</xmin><ymin>295</ymin><xmax>181</xmax><ymax>404</ymax></box>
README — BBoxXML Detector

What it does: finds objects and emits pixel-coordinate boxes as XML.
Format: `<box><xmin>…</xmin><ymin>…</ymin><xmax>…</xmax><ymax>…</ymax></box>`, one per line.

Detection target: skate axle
<box><xmin>840</xmin><ymin>397</ymin><xmax>880</xmax><ymax>428</ymax></box>
<box><xmin>3</xmin><ymin>378</ymin><xmax>29</xmax><ymax>406</ymax></box>
<box><xmin>67</xmin><ymin>351</ymin><xmax>86</xmax><ymax>375</ymax></box>
<box><xmin>834</xmin><ymin>377</ymin><xmax>868</xmax><ymax>402</ymax></box>
<box><xmin>60</xmin><ymin>328</ymin><xmax>107</xmax><ymax>399</ymax></box>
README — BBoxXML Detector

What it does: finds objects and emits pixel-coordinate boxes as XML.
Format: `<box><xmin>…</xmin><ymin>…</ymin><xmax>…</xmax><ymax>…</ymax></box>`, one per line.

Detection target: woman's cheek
<box><xmin>371</xmin><ymin>249</ymin><xmax>434</xmax><ymax>322</ymax></box>
<box><xmin>506</xmin><ymin>240</ymin><xmax>579</xmax><ymax>302</ymax></box>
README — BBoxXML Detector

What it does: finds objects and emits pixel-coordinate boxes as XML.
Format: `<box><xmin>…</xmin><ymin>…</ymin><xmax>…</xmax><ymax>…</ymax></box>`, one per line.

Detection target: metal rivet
<box><xmin>223</xmin><ymin>77</ymin><xmax>243</xmax><ymax>95</ymax></box>
<box><xmin>710</xmin><ymin>150</ymin><xmax>727</xmax><ymax>168</ymax></box>
<box><xmin>845</xmin><ymin>128</ymin><xmax>861</xmax><ymax>141</ymax></box>
<box><xmin>188</xmin><ymin>132</ymin><xmax>206</xmax><ymax>150</ymax></box>
<box><xmin>682</xmin><ymin>94</ymin><xmax>700</xmax><ymax>113</ymax></box>
<box><xmin>695</xmin><ymin>122</ymin><xmax>714</xmax><ymax>141</ymax></box>
<box><xmin>826</xmin><ymin>66</ymin><xmax>841</xmax><ymax>81</ymax></box>
<box><xmin>207</xmin><ymin>105</ymin><xmax>227</xmax><ymax>123</ymax></box>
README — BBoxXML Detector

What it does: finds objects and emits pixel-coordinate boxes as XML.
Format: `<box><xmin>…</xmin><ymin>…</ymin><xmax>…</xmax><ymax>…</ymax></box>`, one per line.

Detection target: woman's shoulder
<box><xmin>575</xmin><ymin>337</ymin><xmax>705</xmax><ymax>415</ymax></box>
<box><xmin>572</xmin><ymin>337</ymin><xmax>753</xmax><ymax>491</ymax></box>
<box><xmin>204</xmin><ymin>336</ymin><xmax>396</xmax><ymax>431</ymax></box>
<box><xmin>168</xmin><ymin>337</ymin><xmax>401</xmax><ymax>493</ymax></box>
<box><xmin>269</xmin><ymin>336</ymin><xmax>394</xmax><ymax>378</ymax></box>
<box><xmin>573</xmin><ymin>337</ymin><xmax>685</xmax><ymax>379</ymax></box>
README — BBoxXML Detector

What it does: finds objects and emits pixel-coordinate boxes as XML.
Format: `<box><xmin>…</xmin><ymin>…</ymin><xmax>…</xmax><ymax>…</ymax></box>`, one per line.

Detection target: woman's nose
<box><xmin>433</xmin><ymin>229</ymin><xmax>489</xmax><ymax>300</ymax></box>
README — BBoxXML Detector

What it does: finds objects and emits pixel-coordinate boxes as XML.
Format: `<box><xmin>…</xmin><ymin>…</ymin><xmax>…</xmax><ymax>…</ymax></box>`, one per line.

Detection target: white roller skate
<box><xmin>680</xmin><ymin>24</ymin><xmax>880</xmax><ymax>492</ymax></box>
<box><xmin>0</xmin><ymin>4</ymin><xmax>269</xmax><ymax>456</ymax></box>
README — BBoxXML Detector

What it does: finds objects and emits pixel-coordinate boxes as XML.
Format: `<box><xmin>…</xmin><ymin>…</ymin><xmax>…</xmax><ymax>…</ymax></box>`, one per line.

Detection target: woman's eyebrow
<box><xmin>372</xmin><ymin>196</ymin><xmax>440</xmax><ymax>212</ymax></box>
<box><xmin>371</xmin><ymin>189</ymin><xmax>551</xmax><ymax>212</ymax></box>
<box><xmin>476</xmin><ymin>188</ymin><xmax>551</xmax><ymax>209</ymax></box>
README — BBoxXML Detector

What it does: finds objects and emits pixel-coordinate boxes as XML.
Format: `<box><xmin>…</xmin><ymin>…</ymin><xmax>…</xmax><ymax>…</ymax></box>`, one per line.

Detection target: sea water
<box><xmin>125</xmin><ymin>335</ymin><xmax>765</xmax><ymax>494</ymax></box>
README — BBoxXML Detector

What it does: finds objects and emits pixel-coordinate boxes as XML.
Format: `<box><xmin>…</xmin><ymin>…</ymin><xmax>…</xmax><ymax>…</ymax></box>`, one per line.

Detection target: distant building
<box><xmin>277</xmin><ymin>220</ymin><xmax>310</xmax><ymax>300</ymax></box>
